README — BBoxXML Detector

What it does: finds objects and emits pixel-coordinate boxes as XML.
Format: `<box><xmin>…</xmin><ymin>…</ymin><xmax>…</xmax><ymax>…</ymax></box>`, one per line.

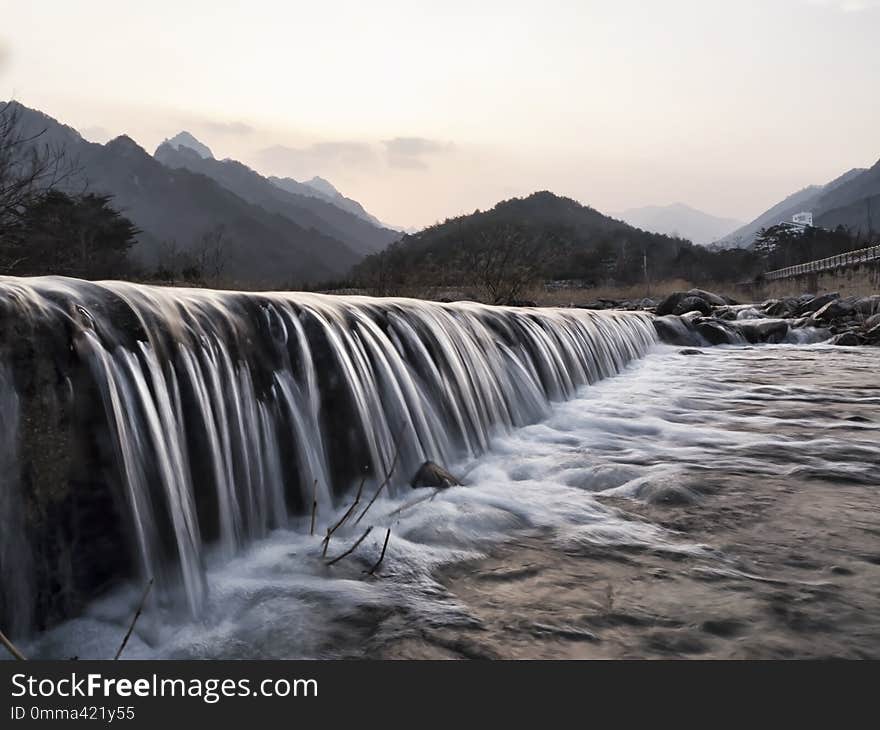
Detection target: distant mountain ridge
<box><xmin>268</xmin><ymin>175</ymin><xmax>389</xmax><ymax>229</ymax></box>
<box><xmin>720</xmin><ymin>166</ymin><xmax>873</xmax><ymax>247</ymax></box>
<box><xmin>615</xmin><ymin>203</ymin><xmax>741</xmax><ymax>246</ymax></box>
<box><xmin>7</xmin><ymin>102</ymin><xmax>372</xmax><ymax>285</ymax></box>
<box><xmin>154</xmin><ymin>138</ymin><xmax>397</xmax><ymax>256</ymax></box>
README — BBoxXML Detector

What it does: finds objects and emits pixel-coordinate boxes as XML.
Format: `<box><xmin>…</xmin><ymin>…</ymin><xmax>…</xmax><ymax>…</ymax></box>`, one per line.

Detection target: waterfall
<box><xmin>0</xmin><ymin>276</ymin><xmax>656</xmax><ymax>634</ymax></box>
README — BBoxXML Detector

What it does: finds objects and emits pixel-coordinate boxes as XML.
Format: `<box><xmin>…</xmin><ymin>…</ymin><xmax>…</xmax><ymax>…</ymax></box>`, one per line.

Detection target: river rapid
<box><xmin>20</xmin><ymin>343</ymin><xmax>880</xmax><ymax>659</ymax></box>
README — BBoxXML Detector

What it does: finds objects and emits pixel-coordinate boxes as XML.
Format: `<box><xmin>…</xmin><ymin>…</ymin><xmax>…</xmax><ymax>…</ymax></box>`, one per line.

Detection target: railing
<box><xmin>763</xmin><ymin>244</ymin><xmax>880</xmax><ymax>281</ymax></box>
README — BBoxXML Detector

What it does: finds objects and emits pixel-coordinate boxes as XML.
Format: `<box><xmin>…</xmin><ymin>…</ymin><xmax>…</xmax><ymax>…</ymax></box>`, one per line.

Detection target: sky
<box><xmin>1</xmin><ymin>0</ymin><xmax>878</xmax><ymax>229</ymax></box>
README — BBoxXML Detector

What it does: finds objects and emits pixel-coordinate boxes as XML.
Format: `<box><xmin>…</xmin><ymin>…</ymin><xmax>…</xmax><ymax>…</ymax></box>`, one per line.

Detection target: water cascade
<box><xmin>0</xmin><ymin>276</ymin><xmax>655</xmax><ymax>635</ymax></box>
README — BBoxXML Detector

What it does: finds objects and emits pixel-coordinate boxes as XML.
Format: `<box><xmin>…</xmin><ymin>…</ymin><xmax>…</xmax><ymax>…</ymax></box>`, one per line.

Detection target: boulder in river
<box><xmin>812</xmin><ymin>298</ymin><xmax>855</xmax><ymax>323</ymax></box>
<box><xmin>673</xmin><ymin>296</ymin><xmax>713</xmax><ymax>316</ymax></box>
<box><xmin>853</xmin><ymin>295</ymin><xmax>880</xmax><ymax>316</ymax></box>
<box><xmin>797</xmin><ymin>292</ymin><xmax>839</xmax><ymax>316</ymax></box>
<box><xmin>831</xmin><ymin>332</ymin><xmax>862</xmax><ymax>346</ymax></box>
<box><xmin>411</xmin><ymin>461</ymin><xmax>461</xmax><ymax>489</ymax></box>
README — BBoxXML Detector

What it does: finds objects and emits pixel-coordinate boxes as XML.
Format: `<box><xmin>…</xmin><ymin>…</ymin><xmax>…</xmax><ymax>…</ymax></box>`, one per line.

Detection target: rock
<box><xmin>411</xmin><ymin>461</ymin><xmax>461</xmax><ymax>489</ymax></box>
<box><xmin>673</xmin><ymin>296</ymin><xmax>712</xmax><ymax>316</ymax></box>
<box><xmin>853</xmin><ymin>295</ymin><xmax>880</xmax><ymax>316</ymax></box>
<box><xmin>655</xmin><ymin>292</ymin><xmax>688</xmax><ymax>316</ymax></box>
<box><xmin>812</xmin><ymin>299</ymin><xmax>855</xmax><ymax>323</ymax></box>
<box><xmin>864</xmin><ymin>323</ymin><xmax>880</xmax><ymax>345</ymax></box>
<box><xmin>831</xmin><ymin>332</ymin><xmax>862</xmax><ymax>346</ymax></box>
<box><xmin>678</xmin><ymin>348</ymin><xmax>704</xmax><ymax>355</ymax></box>
<box><xmin>653</xmin><ymin>315</ymin><xmax>700</xmax><ymax>346</ymax></box>
<box><xmin>797</xmin><ymin>292</ymin><xmax>839</xmax><ymax>316</ymax></box>
<box><xmin>864</xmin><ymin>313</ymin><xmax>880</xmax><ymax>331</ymax></box>
<box><xmin>750</xmin><ymin>319</ymin><xmax>789</xmax><ymax>344</ymax></box>
<box><xmin>762</xmin><ymin>298</ymin><xmax>797</xmax><ymax>318</ymax></box>
<box><xmin>696</xmin><ymin>319</ymin><xmax>738</xmax><ymax>345</ymax></box>
<box><xmin>656</xmin><ymin>289</ymin><xmax>730</xmax><ymax>316</ymax></box>
<box><xmin>686</xmin><ymin>288</ymin><xmax>727</xmax><ymax>306</ymax></box>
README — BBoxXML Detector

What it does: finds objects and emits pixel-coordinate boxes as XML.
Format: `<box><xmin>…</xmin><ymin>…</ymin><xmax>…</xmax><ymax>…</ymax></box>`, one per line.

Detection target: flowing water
<box><xmin>1</xmin><ymin>278</ymin><xmax>878</xmax><ymax>659</ymax></box>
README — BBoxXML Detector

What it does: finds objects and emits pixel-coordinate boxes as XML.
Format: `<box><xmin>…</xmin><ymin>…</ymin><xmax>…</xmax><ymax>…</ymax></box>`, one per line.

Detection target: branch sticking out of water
<box><xmin>310</xmin><ymin>480</ymin><xmax>318</xmax><ymax>536</ymax></box>
<box><xmin>322</xmin><ymin>527</ymin><xmax>331</xmax><ymax>558</ymax></box>
<box><xmin>354</xmin><ymin>435</ymin><xmax>404</xmax><ymax>526</ymax></box>
<box><xmin>326</xmin><ymin>527</ymin><xmax>373</xmax><ymax>567</ymax></box>
<box><xmin>114</xmin><ymin>578</ymin><xmax>153</xmax><ymax>660</ymax></box>
<box><xmin>0</xmin><ymin>628</ymin><xmax>26</xmax><ymax>661</ymax></box>
<box><xmin>365</xmin><ymin>529</ymin><xmax>391</xmax><ymax>577</ymax></box>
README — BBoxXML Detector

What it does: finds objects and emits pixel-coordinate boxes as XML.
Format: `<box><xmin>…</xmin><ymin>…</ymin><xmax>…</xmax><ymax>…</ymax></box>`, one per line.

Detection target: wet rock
<box><xmin>656</xmin><ymin>289</ymin><xmax>728</xmax><ymax>317</ymax></box>
<box><xmin>812</xmin><ymin>299</ymin><xmax>855</xmax><ymax>323</ymax></box>
<box><xmin>653</xmin><ymin>315</ymin><xmax>700</xmax><ymax>347</ymax></box>
<box><xmin>655</xmin><ymin>292</ymin><xmax>688</xmax><ymax>316</ymax></box>
<box><xmin>762</xmin><ymin>298</ymin><xmax>798</xmax><ymax>318</ymax></box>
<box><xmin>737</xmin><ymin>319</ymin><xmax>789</xmax><ymax>344</ymax></box>
<box><xmin>678</xmin><ymin>348</ymin><xmax>704</xmax><ymax>356</ymax></box>
<box><xmin>831</xmin><ymin>332</ymin><xmax>862</xmax><ymax>346</ymax></box>
<box><xmin>673</xmin><ymin>296</ymin><xmax>712</xmax><ymax>316</ymax></box>
<box><xmin>411</xmin><ymin>461</ymin><xmax>461</xmax><ymax>489</ymax></box>
<box><xmin>863</xmin><ymin>313</ymin><xmax>880</xmax><ymax>331</ymax></box>
<box><xmin>687</xmin><ymin>288</ymin><xmax>728</xmax><ymax>306</ymax></box>
<box><xmin>863</xmin><ymin>323</ymin><xmax>880</xmax><ymax>345</ymax></box>
<box><xmin>696</xmin><ymin>319</ymin><xmax>738</xmax><ymax>345</ymax></box>
<box><xmin>853</xmin><ymin>295</ymin><xmax>880</xmax><ymax>316</ymax></box>
<box><xmin>797</xmin><ymin>292</ymin><xmax>839</xmax><ymax>316</ymax></box>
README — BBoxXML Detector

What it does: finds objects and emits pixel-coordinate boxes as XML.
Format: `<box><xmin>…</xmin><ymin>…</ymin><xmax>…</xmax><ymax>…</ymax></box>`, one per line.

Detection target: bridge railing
<box><xmin>763</xmin><ymin>244</ymin><xmax>880</xmax><ymax>281</ymax></box>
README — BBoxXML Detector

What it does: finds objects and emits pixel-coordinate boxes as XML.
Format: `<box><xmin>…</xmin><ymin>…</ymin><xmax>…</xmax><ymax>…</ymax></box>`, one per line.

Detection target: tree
<box><xmin>5</xmin><ymin>191</ymin><xmax>138</xmax><ymax>279</ymax></box>
<box><xmin>0</xmin><ymin>101</ymin><xmax>77</xmax><ymax>235</ymax></box>
<box><xmin>193</xmin><ymin>224</ymin><xmax>229</xmax><ymax>286</ymax></box>
<box><xmin>466</xmin><ymin>224</ymin><xmax>559</xmax><ymax>305</ymax></box>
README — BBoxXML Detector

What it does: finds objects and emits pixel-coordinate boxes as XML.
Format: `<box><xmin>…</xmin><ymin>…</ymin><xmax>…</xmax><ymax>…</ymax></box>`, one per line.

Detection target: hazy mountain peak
<box><xmin>303</xmin><ymin>176</ymin><xmax>339</xmax><ymax>198</ymax></box>
<box><xmin>164</xmin><ymin>131</ymin><xmax>214</xmax><ymax>159</ymax></box>
<box><xmin>615</xmin><ymin>202</ymin><xmax>742</xmax><ymax>246</ymax></box>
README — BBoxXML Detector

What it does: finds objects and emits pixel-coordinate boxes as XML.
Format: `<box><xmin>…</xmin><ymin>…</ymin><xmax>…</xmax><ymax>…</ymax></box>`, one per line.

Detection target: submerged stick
<box><xmin>0</xmin><ymin>629</ymin><xmax>26</xmax><ymax>661</ymax></box>
<box><xmin>326</xmin><ymin>527</ymin><xmax>373</xmax><ymax>567</ymax></box>
<box><xmin>114</xmin><ymin>578</ymin><xmax>153</xmax><ymax>660</ymax></box>
<box><xmin>365</xmin><ymin>529</ymin><xmax>391</xmax><ymax>576</ymax></box>
<box><xmin>310</xmin><ymin>480</ymin><xmax>318</xmax><ymax>536</ymax></box>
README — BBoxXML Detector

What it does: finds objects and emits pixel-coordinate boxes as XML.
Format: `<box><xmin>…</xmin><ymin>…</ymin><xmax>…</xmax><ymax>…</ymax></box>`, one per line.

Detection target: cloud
<box><xmin>201</xmin><ymin>120</ymin><xmax>254</xmax><ymax>136</ymax></box>
<box><xmin>383</xmin><ymin>136</ymin><xmax>453</xmax><ymax>170</ymax></box>
<box><xmin>253</xmin><ymin>141</ymin><xmax>377</xmax><ymax>177</ymax></box>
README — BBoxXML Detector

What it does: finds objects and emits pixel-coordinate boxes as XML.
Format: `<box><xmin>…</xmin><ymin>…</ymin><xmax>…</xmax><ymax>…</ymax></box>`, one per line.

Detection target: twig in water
<box><xmin>114</xmin><ymin>578</ymin><xmax>153</xmax><ymax>660</ymax></box>
<box><xmin>354</xmin><ymin>436</ymin><xmax>404</xmax><ymax>526</ymax></box>
<box><xmin>320</xmin><ymin>475</ymin><xmax>366</xmax><ymax>556</ymax></box>
<box><xmin>387</xmin><ymin>489</ymin><xmax>439</xmax><ymax>518</ymax></box>
<box><xmin>310</xmin><ymin>480</ymin><xmax>318</xmax><ymax>536</ymax></box>
<box><xmin>365</xmin><ymin>529</ymin><xmax>391</xmax><ymax>576</ymax></box>
<box><xmin>326</xmin><ymin>527</ymin><xmax>373</xmax><ymax>567</ymax></box>
<box><xmin>0</xmin><ymin>628</ymin><xmax>26</xmax><ymax>661</ymax></box>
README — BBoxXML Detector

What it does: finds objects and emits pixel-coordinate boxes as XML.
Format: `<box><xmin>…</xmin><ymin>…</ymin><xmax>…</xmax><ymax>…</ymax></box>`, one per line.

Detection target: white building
<box><xmin>792</xmin><ymin>211</ymin><xmax>813</xmax><ymax>228</ymax></box>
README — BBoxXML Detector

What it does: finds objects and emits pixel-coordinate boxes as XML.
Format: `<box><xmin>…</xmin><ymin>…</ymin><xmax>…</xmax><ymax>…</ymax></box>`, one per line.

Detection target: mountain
<box><xmin>155</xmin><ymin>138</ymin><xmax>397</xmax><ymax>256</ymax></box>
<box><xmin>353</xmin><ymin>191</ymin><xmax>698</xmax><ymax>291</ymax></box>
<box><xmin>615</xmin><ymin>203</ymin><xmax>741</xmax><ymax>246</ymax></box>
<box><xmin>719</xmin><ymin>167</ymin><xmax>869</xmax><ymax>247</ymax></box>
<box><xmin>163</xmin><ymin>131</ymin><xmax>214</xmax><ymax>159</ymax></box>
<box><xmin>7</xmin><ymin>102</ymin><xmax>362</xmax><ymax>285</ymax></box>
<box><xmin>814</xmin><ymin>160</ymin><xmax>880</xmax><ymax>235</ymax></box>
<box><xmin>268</xmin><ymin>175</ymin><xmax>388</xmax><ymax>229</ymax></box>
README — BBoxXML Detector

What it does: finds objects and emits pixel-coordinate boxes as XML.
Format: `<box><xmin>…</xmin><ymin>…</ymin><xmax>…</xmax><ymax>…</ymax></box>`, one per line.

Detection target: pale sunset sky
<box><xmin>1</xmin><ymin>0</ymin><xmax>878</xmax><ymax>228</ymax></box>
